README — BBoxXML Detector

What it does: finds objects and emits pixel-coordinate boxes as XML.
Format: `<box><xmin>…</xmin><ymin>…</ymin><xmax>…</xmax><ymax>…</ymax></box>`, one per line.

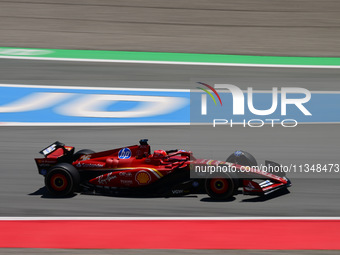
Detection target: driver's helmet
<box><xmin>152</xmin><ymin>150</ymin><xmax>167</xmax><ymax>159</ymax></box>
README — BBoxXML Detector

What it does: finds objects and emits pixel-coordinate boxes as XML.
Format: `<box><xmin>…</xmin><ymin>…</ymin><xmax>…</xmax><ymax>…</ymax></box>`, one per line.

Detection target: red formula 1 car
<box><xmin>35</xmin><ymin>139</ymin><xmax>291</xmax><ymax>199</ymax></box>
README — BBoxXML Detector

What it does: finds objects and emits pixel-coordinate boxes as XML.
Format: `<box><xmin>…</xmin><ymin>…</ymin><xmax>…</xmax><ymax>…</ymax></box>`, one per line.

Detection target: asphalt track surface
<box><xmin>0</xmin><ymin>59</ymin><xmax>340</xmax><ymax>217</ymax></box>
<box><xmin>1</xmin><ymin>59</ymin><xmax>340</xmax><ymax>90</ymax></box>
<box><xmin>2</xmin><ymin>0</ymin><xmax>340</xmax><ymax>57</ymax></box>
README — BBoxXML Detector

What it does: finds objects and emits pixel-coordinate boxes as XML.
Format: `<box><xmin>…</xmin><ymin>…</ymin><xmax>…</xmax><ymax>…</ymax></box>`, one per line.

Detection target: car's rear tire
<box><xmin>205</xmin><ymin>173</ymin><xmax>239</xmax><ymax>200</ymax></box>
<box><xmin>45</xmin><ymin>163</ymin><xmax>80</xmax><ymax>197</ymax></box>
<box><xmin>73</xmin><ymin>149</ymin><xmax>95</xmax><ymax>162</ymax></box>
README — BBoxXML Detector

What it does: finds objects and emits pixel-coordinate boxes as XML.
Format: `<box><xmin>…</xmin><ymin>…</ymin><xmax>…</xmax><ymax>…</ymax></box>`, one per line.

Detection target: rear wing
<box><xmin>36</xmin><ymin>141</ymin><xmax>75</xmax><ymax>175</ymax></box>
<box><xmin>39</xmin><ymin>141</ymin><xmax>65</xmax><ymax>157</ymax></box>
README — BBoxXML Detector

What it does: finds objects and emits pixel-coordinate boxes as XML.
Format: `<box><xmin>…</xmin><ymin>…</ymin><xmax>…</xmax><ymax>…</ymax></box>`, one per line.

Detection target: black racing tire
<box><xmin>45</xmin><ymin>163</ymin><xmax>80</xmax><ymax>197</ymax></box>
<box><xmin>73</xmin><ymin>149</ymin><xmax>95</xmax><ymax>162</ymax></box>
<box><xmin>205</xmin><ymin>173</ymin><xmax>239</xmax><ymax>200</ymax></box>
<box><xmin>226</xmin><ymin>150</ymin><xmax>257</xmax><ymax>167</ymax></box>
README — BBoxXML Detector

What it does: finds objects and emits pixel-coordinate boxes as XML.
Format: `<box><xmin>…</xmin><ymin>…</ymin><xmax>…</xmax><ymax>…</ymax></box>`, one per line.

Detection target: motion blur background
<box><xmin>0</xmin><ymin>0</ymin><xmax>340</xmax><ymax>217</ymax></box>
<box><xmin>1</xmin><ymin>0</ymin><xmax>340</xmax><ymax>254</ymax></box>
<box><xmin>1</xmin><ymin>0</ymin><xmax>340</xmax><ymax>56</ymax></box>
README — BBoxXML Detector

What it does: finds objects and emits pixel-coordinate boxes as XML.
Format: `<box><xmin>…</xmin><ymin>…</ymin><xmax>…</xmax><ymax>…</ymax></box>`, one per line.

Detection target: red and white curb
<box><xmin>0</xmin><ymin>217</ymin><xmax>340</xmax><ymax>249</ymax></box>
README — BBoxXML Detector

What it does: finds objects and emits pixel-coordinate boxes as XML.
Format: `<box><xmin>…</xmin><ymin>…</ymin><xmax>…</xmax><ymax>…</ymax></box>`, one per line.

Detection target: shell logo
<box><xmin>135</xmin><ymin>170</ymin><xmax>151</xmax><ymax>185</ymax></box>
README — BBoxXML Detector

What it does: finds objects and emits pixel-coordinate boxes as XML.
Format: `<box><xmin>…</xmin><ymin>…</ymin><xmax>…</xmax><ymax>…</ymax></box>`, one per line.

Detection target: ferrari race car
<box><xmin>35</xmin><ymin>139</ymin><xmax>291</xmax><ymax>200</ymax></box>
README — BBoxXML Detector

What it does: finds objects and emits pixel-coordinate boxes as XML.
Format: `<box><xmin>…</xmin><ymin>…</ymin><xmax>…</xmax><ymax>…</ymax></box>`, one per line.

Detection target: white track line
<box><xmin>2</xmin><ymin>83</ymin><xmax>340</xmax><ymax>94</ymax></box>
<box><xmin>1</xmin><ymin>56</ymin><xmax>340</xmax><ymax>69</ymax></box>
<box><xmin>2</xmin><ymin>122</ymin><xmax>340</xmax><ymax>126</ymax></box>
<box><xmin>0</xmin><ymin>217</ymin><xmax>339</xmax><ymax>221</ymax></box>
<box><xmin>0</xmin><ymin>122</ymin><xmax>190</xmax><ymax>126</ymax></box>
<box><xmin>192</xmin><ymin>122</ymin><xmax>340</xmax><ymax>125</ymax></box>
<box><xmin>0</xmin><ymin>83</ymin><xmax>189</xmax><ymax>92</ymax></box>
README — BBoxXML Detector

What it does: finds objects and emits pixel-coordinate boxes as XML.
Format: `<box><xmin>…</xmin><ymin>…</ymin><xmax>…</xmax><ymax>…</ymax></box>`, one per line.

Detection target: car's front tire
<box><xmin>45</xmin><ymin>163</ymin><xmax>80</xmax><ymax>197</ymax></box>
<box><xmin>205</xmin><ymin>173</ymin><xmax>239</xmax><ymax>200</ymax></box>
<box><xmin>226</xmin><ymin>150</ymin><xmax>257</xmax><ymax>167</ymax></box>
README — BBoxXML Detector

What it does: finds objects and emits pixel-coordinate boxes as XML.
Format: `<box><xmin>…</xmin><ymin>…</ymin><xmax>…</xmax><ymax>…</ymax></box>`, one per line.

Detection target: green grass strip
<box><xmin>1</xmin><ymin>47</ymin><xmax>340</xmax><ymax>66</ymax></box>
